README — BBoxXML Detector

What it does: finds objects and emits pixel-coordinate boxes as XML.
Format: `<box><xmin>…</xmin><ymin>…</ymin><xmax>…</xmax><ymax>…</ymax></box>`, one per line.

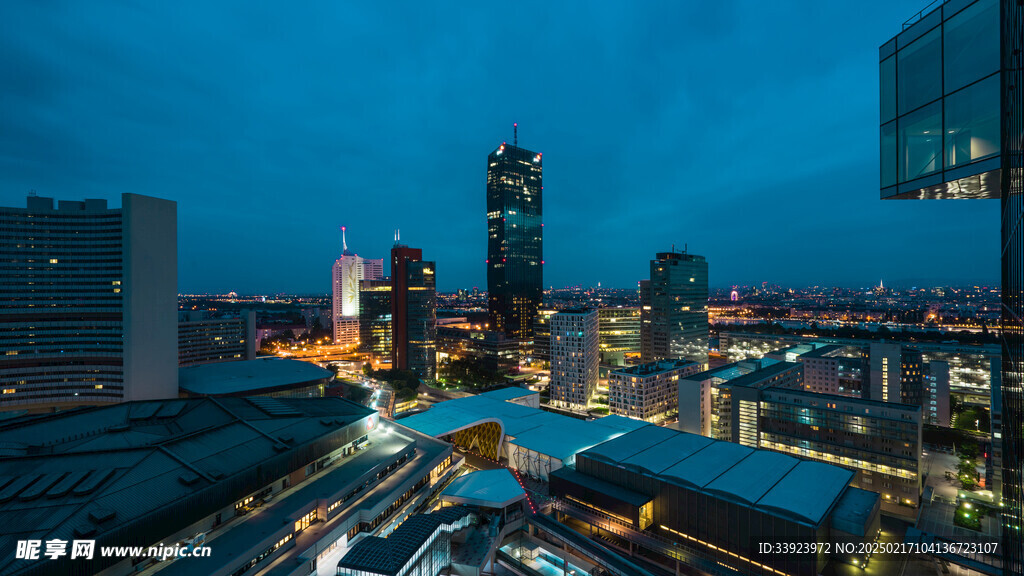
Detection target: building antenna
<box><xmin>341</xmin><ymin>226</ymin><xmax>348</xmax><ymax>253</ymax></box>
<box><xmin>514</xmin><ymin>122</ymin><xmax>518</xmax><ymax>146</ymax></box>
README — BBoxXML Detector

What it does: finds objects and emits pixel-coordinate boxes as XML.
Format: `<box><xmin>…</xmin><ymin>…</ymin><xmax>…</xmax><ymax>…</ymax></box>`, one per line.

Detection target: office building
<box><xmin>608</xmin><ymin>359</ymin><xmax>701</xmax><ymax>423</ymax></box>
<box><xmin>486</xmin><ymin>133</ymin><xmax>543</xmax><ymax>340</ymax></box>
<box><xmin>0</xmin><ymin>194</ymin><xmax>177</xmax><ymax>413</ymax></box>
<box><xmin>550</xmin><ymin>425</ymin><xmax>882</xmax><ymax>576</ymax></box>
<box><xmin>793</xmin><ymin>344</ymin><xmax>864</xmax><ymax>396</ymax></box>
<box><xmin>926</xmin><ymin>360</ymin><xmax>952</xmax><ymax>426</ymax></box>
<box><xmin>640</xmin><ymin>250</ymin><xmax>709</xmax><ymax>367</ymax></box>
<box><xmin>880</xmin><ymin>0</ymin><xmax>1022</xmax><ymax>563</ymax></box>
<box><xmin>531</xmin><ymin>309</ymin><xmax>556</xmax><ymax>362</ymax></box>
<box><xmin>677</xmin><ymin>358</ymin><xmax>803</xmax><ymax>442</ymax></box>
<box><xmin>177</xmin><ymin>310</ymin><xmax>256</xmax><ymax>367</ymax></box>
<box><xmin>331</xmin><ymin>228</ymin><xmax>384</xmax><ymax>347</ymax></box>
<box><xmin>391</xmin><ymin>243</ymin><xmax>436</xmax><ymax>379</ymax></box>
<box><xmin>549</xmin><ymin>309</ymin><xmax>599</xmax><ymax>410</ymax></box>
<box><xmin>358</xmin><ymin>279</ymin><xmax>392</xmax><ymax>358</ymax></box>
<box><xmin>436</xmin><ymin>326</ymin><xmax>519</xmax><ymax>372</ymax></box>
<box><xmin>0</xmin><ymin>396</ymin><xmax>458</xmax><ymax>576</ymax></box>
<box><xmin>598</xmin><ymin>306</ymin><xmax>641</xmax><ymax>365</ymax></box>
<box><xmin>723</xmin><ymin>331</ymin><xmax>989</xmax><ymax>407</ymax></box>
<box><xmin>759</xmin><ymin>389</ymin><xmax>923</xmax><ymax>518</ymax></box>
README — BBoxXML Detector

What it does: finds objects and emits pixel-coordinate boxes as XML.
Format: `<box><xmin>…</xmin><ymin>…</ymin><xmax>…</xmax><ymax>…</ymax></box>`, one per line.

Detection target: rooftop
<box><xmin>611</xmin><ymin>359</ymin><xmax>698</xmax><ymax>377</ymax></box>
<box><xmin>581</xmin><ymin>425</ymin><xmax>858</xmax><ymax>526</ymax></box>
<box><xmin>0</xmin><ymin>397</ymin><xmax>376</xmax><ymax>576</ymax></box>
<box><xmin>479</xmin><ymin>387</ymin><xmax>538</xmax><ymax>402</ymax></box>
<box><xmin>399</xmin><ymin>389</ymin><xmax>645</xmax><ymax>461</ymax></box>
<box><xmin>797</xmin><ymin>344</ymin><xmax>845</xmax><ymax>359</ymax></box>
<box><xmin>441</xmin><ymin>469</ymin><xmax>525</xmax><ymax>508</ymax></box>
<box><xmin>179</xmin><ymin>357</ymin><xmax>333</xmax><ymax>396</ymax></box>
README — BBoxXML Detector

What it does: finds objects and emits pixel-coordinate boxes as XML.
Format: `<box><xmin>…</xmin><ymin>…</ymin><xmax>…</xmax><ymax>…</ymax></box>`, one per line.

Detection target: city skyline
<box><xmin>0</xmin><ymin>1</ymin><xmax>999</xmax><ymax>294</ymax></box>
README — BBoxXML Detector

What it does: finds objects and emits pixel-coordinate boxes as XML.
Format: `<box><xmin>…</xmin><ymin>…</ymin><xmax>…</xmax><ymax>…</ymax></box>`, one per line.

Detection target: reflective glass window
<box><xmin>944</xmin><ymin>0</ymin><xmax>999</xmax><ymax>93</ymax></box>
<box><xmin>897</xmin><ymin>27</ymin><xmax>941</xmax><ymax>115</ymax></box>
<box><xmin>881</xmin><ymin>120</ymin><xmax>898</xmax><ymax>188</ymax></box>
<box><xmin>945</xmin><ymin>74</ymin><xmax>1000</xmax><ymax>168</ymax></box>
<box><xmin>881</xmin><ymin>56</ymin><xmax>897</xmax><ymax>123</ymax></box>
<box><xmin>899</xmin><ymin>101</ymin><xmax>942</xmax><ymax>182</ymax></box>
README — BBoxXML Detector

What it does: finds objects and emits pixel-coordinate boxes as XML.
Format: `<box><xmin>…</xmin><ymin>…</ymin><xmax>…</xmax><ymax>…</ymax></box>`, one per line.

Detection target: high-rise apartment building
<box><xmin>880</xmin><ymin>0</ymin><xmax>1022</xmax><ymax>563</ymax></box>
<box><xmin>609</xmin><ymin>359</ymin><xmax>700</xmax><ymax>423</ymax></box>
<box><xmin>598</xmin><ymin>307</ymin><xmax>641</xmax><ymax>365</ymax></box>
<box><xmin>331</xmin><ymin>228</ymin><xmax>383</xmax><ymax>347</ymax></box>
<box><xmin>391</xmin><ymin>244</ymin><xmax>436</xmax><ymax>379</ymax></box>
<box><xmin>0</xmin><ymin>194</ymin><xmax>178</xmax><ymax>412</ymax></box>
<box><xmin>549</xmin><ymin>309</ymin><xmax>598</xmax><ymax>410</ymax></box>
<box><xmin>486</xmin><ymin>134</ymin><xmax>543</xmax><ymax>340</ymax></box>
<box><xmin>640</xmin><ymin>251</ymin><xmax>709</xmax><ymax>367</ymax></box>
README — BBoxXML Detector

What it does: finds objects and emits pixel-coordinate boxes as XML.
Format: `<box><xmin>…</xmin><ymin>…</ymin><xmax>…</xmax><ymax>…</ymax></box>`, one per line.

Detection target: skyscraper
<box><xmin>331</xmin><ymin>227</ymin><xmax>383</xmax><ymax>347</ymax></box>
<box><xmin>640</xmin><ymin>250</ymin><xmax>709</xmax><ymax>367</ymax></box>
<box><xmin>391</xmin><ymin>241</ymin><xmax>436</xmax><ymax>379</ymax></box>
<box><xmin>879</xmin><ymin>0</ymin><xmax>1022</xmax><ymax>566</ymax></box>
<box><xmin>0</xmin><ymin>194</ymin><xmax>178</xmax><ymax>412</ymax></box>
<box><xmin>486</xmin><ymin>128</ymin><xmax>543</xmax><ymax>340</ymax></box>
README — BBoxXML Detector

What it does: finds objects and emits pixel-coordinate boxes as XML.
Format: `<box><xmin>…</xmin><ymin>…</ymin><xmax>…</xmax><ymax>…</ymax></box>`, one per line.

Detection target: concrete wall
<box><xmin>122</xmin><ymin>193</ymin><xmax>178</xmax><ymax>401</ymax></box>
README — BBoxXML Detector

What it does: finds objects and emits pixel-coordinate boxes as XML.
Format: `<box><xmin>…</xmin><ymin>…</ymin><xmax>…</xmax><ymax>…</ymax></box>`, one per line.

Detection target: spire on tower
<box><xmin>514</xmin><ymin>122</ymin><xmax>518</xmax><ymax>146</ymax></box>
<box><xmin>341</xmin><ymin>226</ymin><xmax>348</xmax><ymax>253</ymax></box>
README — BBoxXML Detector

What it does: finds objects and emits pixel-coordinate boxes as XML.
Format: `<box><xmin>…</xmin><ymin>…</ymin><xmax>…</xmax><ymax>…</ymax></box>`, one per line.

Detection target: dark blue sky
<box><xmin>0</xmin><ymin>1</ymin><xmax>999</xmax><ymax>293</ymax></box>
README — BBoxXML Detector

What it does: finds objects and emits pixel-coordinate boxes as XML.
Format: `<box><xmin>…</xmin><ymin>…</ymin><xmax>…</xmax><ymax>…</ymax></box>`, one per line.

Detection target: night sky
<box><xmin>0</xmin><ymin>1</ymin><xmax>1000</xmax><ymax>293</ymax></box>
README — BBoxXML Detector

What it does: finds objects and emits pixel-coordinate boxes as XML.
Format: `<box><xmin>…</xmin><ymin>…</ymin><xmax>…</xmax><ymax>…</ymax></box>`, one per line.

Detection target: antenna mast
<box><xmin>514</xmin><ymin>122</ymin><xmax>518</xmax><ymax>146</ymax></box>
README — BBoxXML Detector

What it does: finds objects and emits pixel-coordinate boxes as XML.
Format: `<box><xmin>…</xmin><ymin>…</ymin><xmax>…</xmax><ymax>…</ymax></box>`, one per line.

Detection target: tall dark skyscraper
<box><xmin>879</xmin><ymin>0</ymin><xmax>1022</xmax><ymax>570</ymax></box>
<box><xmin>391</xmin><ymin>241</ymin><xmax>436</xmax><ymax>379</ymax></box>
<box><xmin>640</xmin><ymin>250</ymin><xmax>709</xmax><ymax>367</ymax></box>
<box><xmin>486</xmin><ymin>127</ymin><xmax>543</xmax><ymax>340</ymax></box>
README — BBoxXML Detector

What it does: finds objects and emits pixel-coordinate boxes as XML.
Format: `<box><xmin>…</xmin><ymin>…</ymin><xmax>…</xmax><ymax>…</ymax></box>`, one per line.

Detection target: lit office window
<box><xmin>945</xmin><ymin>74</ymin><xmax>1000</xmax><ymax>168</ymax></box>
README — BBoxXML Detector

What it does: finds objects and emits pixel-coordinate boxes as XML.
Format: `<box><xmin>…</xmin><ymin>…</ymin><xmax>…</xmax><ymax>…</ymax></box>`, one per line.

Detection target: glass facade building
<box><xmin>390</xmin><ymin>246</ymin><xmax>436</xmax><ymax>379</ymax></box>
<box><xmin>880</xmin><ymin>0</ymin><xmax>1001</xmax><ymax>199</ymax></box>
<box><xmin>881</xmin><ymin>0</ymin><xmax>1023</xmax><ymax>569</ymax></box>
<box><xmin>359</xmin><ymin>279</ymin><xmax>392</xmax><ymax>357</ymax></box>
<box><xmin>486</xmin><ymin>140</ymin><xmax>543</xmax><ymax>340</ymax></box>
<box><xmin>640</xmin><ymin>251</ymin><xmax>709</xmax><ymax>367</ymax></box>
<box><xmin>598</xmin><ymin>307</ymin><xmax>642</xmax><ymax>365</ymax></box>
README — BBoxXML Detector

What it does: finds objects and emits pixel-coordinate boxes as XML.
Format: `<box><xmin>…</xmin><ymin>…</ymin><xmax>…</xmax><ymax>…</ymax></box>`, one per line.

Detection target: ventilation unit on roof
<box><xmin>72</xmin><ymin>469</ymin><xmax>116</xmax><ymax>496</ymax></box>
<box><xmin>19</xmin><ymin>473</ymin><xmax>68</xmax><ymax>501</ymax></box>
<box><xmin>88</xmin><ymin>509</ymin><xmax>115</xmax><ymax>524</ymax></box>
<box><xmin>248</xmin><ymin>397</ymin><xmax>301</xmax><ymax>417</ymax></box>
<box><xmin>46</xmin><ymin>470</ymin><xmax>91</xmax><ymax>499</ymax></box>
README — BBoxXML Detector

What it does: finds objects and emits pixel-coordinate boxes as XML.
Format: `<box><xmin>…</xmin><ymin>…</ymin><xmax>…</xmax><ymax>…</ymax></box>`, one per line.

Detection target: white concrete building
<box><xmin>549</xmin><ymin>309</ymin><xmax>599</xmax><ymax>411</ymax></box>
<box><xmin>0</xmin><ymin>194</ymin><xmax>178</xmax><ymax>412</ymax></box>
<box><xmin>331</xmin><ymin>228</ymin><xmax>383</xmax><ymax>346</ymax></box>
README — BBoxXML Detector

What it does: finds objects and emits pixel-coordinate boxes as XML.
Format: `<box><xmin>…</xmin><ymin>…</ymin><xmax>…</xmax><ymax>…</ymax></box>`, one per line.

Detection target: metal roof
<box><xmin>0</xmin><ymin>397</ymin><xmax>375</xmax><ymax>576</ymax></box>
<box><xmin>619</xmin><ymin>432</ymin><xmax>714</xmax><ymax>475</ymax></box>
<box><xmin>178</xmin><ymin>357</ymin><xmax>333</xmax><ymax>396</ymax></box>
<box><xmin>703</xmin><ymin>450</ymin><xmax>800</xmax><ymax>505</ymax></box>
<box><xmin>583</xmin><ymin>424</ymin><xmax>677</xmax><ymax>463</ymax></box>
<box><xmin>400</xmin><ymin>390</ymin><xmax>645</xmax><ymax>462</ymax></box>
<box><xmin>441</xmin><ymin>469</ymin><xmax>525</xmax><ymax>508</ymax></box>
<box><xmin>583</xmin><ymin>426</ymin><xmax>857</xmax><ymax>527</ymax></box>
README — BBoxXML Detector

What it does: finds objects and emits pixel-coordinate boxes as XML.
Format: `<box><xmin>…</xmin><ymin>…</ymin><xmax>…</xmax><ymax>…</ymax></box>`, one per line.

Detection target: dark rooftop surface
<box><xmin>0</xmin><ymin>397</ymin><xmax>374</xmax><ymax>576</ymax></box>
